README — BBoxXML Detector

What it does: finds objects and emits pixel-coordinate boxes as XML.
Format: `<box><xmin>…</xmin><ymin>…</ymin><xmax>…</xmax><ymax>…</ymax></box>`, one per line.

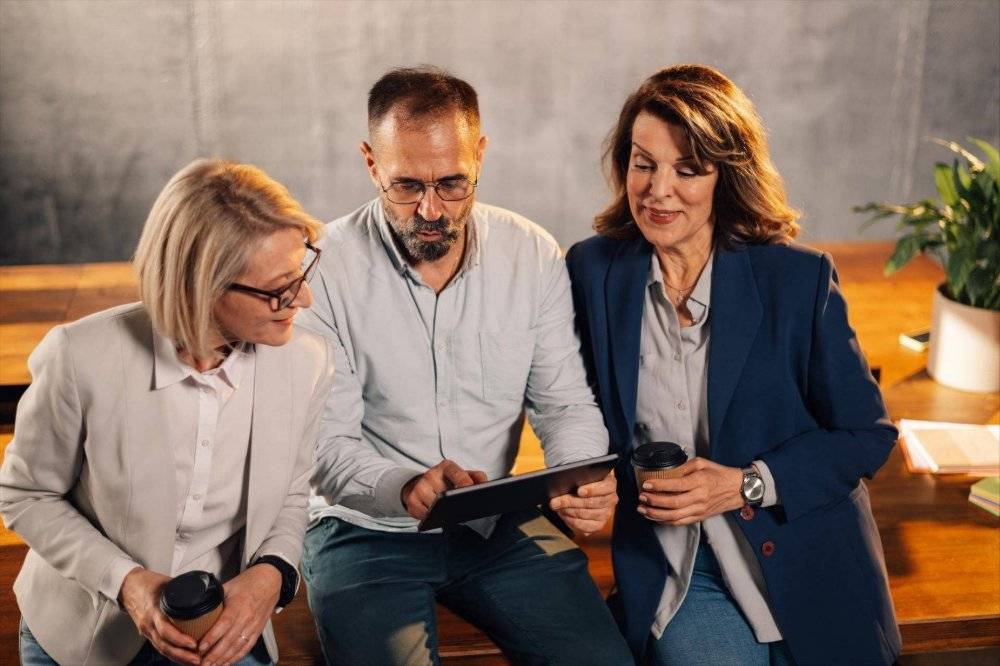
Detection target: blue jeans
<box><xmin>302</xmin><ymin>509</ymin><xmax>633</xmax><ymax>666</ymax></box>
<box><xmin>648</xmin><ymin>543</ymin><xmax>796</xmax><ymax>666</ymax></box>
<box><xmin>19</xmin><ymin>616</ymin><xmax>272</xmax><ymax>666</ymax></box>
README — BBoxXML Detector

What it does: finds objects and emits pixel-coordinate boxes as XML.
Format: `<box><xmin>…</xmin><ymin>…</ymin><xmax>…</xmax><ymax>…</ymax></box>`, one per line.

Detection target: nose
<box><xmin>648</xmin><ymin>168</ymin><xmax>676</xmax><ymax>201</ymax></box>
<box><xmin>292</xmin><ymin>280</ymin><xmax>313</xmax><ymax>310</ymax></box>
<box><xmin>417</xmin><ymin>187</ymin><xmax>444</xmax><ymax>222</ymax></box>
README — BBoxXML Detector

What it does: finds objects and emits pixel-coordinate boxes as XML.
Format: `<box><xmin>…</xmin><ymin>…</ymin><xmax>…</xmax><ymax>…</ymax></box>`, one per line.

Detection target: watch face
<box><xmin>742</xmin><ymin>473</ymin><xmax>765</xmax><ymax>502</ymax></box>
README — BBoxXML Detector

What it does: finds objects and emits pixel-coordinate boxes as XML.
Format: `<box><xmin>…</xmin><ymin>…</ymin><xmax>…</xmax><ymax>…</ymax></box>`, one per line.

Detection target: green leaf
<box><xmin>885</xmin><ymin>234</ymin><xmax>925</xmax><ymax>275</ymax></box>
<box><xmin>968</xmin><ymin>138</ymin><xmax>1000</xmax><ymax>182</ymax></box>
<box><xmin>954</xmin><ymin>160</ymin><xmax>973</xmax><ymax>192</ymax></box>
<box><xmin>935</xmin><ymin>162</ymin><xmax>960</xmax><ymax>205</ymax></box>
<box><xmin>946</xmin><ymin>245</ymin><xmax>975</xmax><ymax>295</ymax></box>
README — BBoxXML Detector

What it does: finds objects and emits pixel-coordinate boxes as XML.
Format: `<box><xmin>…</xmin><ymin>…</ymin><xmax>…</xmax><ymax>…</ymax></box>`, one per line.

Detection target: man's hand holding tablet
<box><xmin>549</xmin><ymin>469</ymin><xmax>618</xmax><ymax>537</ymax></box>
<box><xmin>401</xmin><ymin>460</ymin><xmax>489</xmax><ymax>520</ymax></box>
<box><xmin>414</xmin><ymin>454</ymin><xmax>620</xmax><ymax>532</ymax></box>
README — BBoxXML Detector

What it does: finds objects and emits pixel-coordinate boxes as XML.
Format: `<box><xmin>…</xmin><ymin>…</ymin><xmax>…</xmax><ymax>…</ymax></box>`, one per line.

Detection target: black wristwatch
<box><xmin>740</xmin><ymin>466</ymin><xmax>765</xmax><ymax>507</ymax></box>
<box><xmin>251</xmin><ymin>555</ymin><xmax>298</xmax><ymax>610</ymax></box>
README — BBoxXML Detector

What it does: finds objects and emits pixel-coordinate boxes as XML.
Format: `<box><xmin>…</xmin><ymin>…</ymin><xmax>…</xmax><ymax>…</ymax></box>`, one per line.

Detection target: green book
<box><xmin>971</xmin><ymin>476</ymin><xmax>1000</xmax><ymax>504</ymax></box>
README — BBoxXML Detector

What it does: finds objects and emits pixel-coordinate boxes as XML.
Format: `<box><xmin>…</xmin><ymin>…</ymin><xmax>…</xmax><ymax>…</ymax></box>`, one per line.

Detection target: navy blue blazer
<box><xmin>566</xmin><ymin>235</ymin><xmax>901</xmax><ymax>665</ymax></box>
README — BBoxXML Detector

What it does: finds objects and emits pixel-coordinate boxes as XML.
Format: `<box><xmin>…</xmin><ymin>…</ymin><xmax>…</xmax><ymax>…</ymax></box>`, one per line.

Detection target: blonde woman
<box><xmin>1</xmin><ymin>159</ymin><xmax>334</xmax><ymax>666</ymax></box>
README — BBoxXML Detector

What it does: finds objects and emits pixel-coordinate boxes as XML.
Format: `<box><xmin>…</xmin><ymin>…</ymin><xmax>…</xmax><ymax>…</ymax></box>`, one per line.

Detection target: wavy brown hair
<box><xmin>594</xmin><ymin>65</ymin><xmax>800</xmax><ymax>246</ymax></box>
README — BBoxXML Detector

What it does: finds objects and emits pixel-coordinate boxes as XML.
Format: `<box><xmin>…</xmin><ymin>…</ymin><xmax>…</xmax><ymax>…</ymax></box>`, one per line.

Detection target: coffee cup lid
<box><xmin>631</xmin><ymin>441</ymin><xmax>687</xmax><ymax>468</ymax></box>
<box><xmin>160</xmin><ymin>570</ymin><xmax>224</xmax><ymax>620</ymax></box>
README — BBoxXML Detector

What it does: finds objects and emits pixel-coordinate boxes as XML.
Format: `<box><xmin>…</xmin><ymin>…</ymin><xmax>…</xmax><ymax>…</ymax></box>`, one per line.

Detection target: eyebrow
<box><xmin>263</xmin><ymin>269</ymin><xmax>299</xmax><ymax>289</ymax></box>
<box><xmin>391</xmin><ymin>173</ymin><xmax>467</xmax><ymax>184</ymax></box>
<box><xmin>631</xmin><ymin>142</ymin><xmax>695</xmax><ymax>163</ymax></box>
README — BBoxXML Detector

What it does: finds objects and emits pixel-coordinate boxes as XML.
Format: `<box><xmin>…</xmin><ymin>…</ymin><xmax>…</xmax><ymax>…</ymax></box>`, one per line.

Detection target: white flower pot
<box><xmin>927</xmin><ymin>285</ymin><xmax>1000</xmax><ymax>393</ymax></box>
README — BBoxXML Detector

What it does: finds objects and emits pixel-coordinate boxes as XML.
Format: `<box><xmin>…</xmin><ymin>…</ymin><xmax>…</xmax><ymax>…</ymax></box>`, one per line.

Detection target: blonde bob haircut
<box><xmin>133</xmin><ymin>158</ymin><xmax>323</xmax><ymax>358</ymax></box>
<box><xmin>595</xmin><ymin>64</ymin><xmax>800</xmax><ymax>246</ymax></box>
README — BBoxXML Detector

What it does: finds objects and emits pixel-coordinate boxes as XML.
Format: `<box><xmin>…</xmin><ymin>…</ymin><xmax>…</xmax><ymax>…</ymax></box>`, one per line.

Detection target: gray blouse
<box><xmin>636</xmin><ymin>253</ymin><xmax>782</xmax><ymax>642</ymax></box>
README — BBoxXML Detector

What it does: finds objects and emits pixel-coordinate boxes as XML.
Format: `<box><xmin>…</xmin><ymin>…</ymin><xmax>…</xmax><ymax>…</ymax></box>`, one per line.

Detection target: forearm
<box><xmin>530</xmin><ymin>402</ymin><xmax>610</xmax><ymax>467</ymax></box>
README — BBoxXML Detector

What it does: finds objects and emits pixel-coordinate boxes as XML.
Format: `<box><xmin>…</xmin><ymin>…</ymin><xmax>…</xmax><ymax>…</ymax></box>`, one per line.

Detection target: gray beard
<box><xmin>385</xmin><ymin>201</ymin><xmax>471</xmax><ymax>263</ymax></box>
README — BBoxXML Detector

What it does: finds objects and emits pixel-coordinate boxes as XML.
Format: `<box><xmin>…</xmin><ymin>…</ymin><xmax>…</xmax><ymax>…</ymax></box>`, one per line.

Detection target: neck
<box><xmin>654</xmin><ymin>223</ymin><xmax>714</xmax><ymax>290</ymax></box>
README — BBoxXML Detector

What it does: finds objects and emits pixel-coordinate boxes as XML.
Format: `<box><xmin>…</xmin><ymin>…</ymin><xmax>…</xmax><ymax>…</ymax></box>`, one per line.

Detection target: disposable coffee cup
<box><xmin>160</xmin><ymin>570</ymin><xmax>224</xmax><ymax>641</ymax></box>
<box><xmin>631</xmin><ymin>441</ymin><xmax>688</xmax><ymax>493</ymax></box>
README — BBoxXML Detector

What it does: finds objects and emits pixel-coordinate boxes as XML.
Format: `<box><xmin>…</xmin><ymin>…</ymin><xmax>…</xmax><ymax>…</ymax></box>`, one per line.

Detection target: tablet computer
<box><xmin>417</xmin><ymin>453</ymin><xmax>619</xmax><ymax>532</ymax></box>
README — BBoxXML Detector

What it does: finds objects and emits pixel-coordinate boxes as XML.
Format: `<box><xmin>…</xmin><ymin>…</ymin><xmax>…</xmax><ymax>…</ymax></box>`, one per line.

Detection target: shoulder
<box><xmin>734</xmin><ymin>243</ymin><xmax>835</xmax><ymax>312</ymax></box>
<box><xmin>742</xmin><ymin>242</ymin><xmax>829</xmax><ymax>277</ymax></box>
<box><xmin>28</xmin><ymin>302</ymin><xmax>148</xmax><ymax>378</ymax></box>
<box><xmin>283</xmin><ymin>325</ymin><xmax>337</xmax><ymax>386</ymax></box>
<box><xmin>317</xmin><ymin>200</ymin><xmax>380</xmax><ymax>252</ymax></box>
<box><xmin>474</xmin><ymin>202</ymin><xmax>561</xmax><ymax>258</ymax></box>
<box><xmin>566</xmin><ymin>234</ymin><xmax>624</xmax><ymax>269</ymax></box>
<box><xmin>58</xmin><ymin>302</ymin><xmax>148</xmax><ymax>350</ymax></box>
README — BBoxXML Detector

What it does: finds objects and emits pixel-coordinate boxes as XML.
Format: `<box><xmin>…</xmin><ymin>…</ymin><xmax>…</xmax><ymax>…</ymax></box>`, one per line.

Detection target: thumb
<box><xmin>469</xmin><ymin>470</ymin><xmax>488</xmax><ymax>484</ymax></box>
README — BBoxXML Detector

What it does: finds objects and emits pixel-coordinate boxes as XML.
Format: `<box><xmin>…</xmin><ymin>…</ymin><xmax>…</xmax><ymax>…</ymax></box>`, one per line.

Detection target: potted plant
<box><xmin>855</xmin><ymin>138</ymin><xmax>999</xmax><ymax>393</ymax></box>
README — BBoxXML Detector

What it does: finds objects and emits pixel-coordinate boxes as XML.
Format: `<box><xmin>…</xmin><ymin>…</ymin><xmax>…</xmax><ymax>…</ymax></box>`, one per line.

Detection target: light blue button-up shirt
<box><xmin>299</xmin><ymin>199</ymin><xmax>609</xmax><ymax>532</ymax></box>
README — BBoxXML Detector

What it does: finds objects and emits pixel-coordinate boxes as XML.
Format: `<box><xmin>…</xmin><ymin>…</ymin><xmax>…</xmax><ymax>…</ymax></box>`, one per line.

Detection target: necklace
<box><xmin>662</xmin><ymin>278</ymin><xmax>697</xmax><ymax>295</ymax></box>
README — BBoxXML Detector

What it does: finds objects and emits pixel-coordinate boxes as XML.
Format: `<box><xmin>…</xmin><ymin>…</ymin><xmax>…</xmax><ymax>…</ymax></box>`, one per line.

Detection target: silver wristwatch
<box><xmin>740</xmin><ymin>466</ymin><xmax>765</xmax><ymax>506</ymax></box>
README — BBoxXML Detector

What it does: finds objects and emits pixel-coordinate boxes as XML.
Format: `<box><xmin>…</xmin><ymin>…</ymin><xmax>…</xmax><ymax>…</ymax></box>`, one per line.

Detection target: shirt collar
<box><xmin>374</xmin><ymin>199</ymin><xmax>481</xmax><ymax>282</ymax></box>
<box><xmin>153</xmin><ymin>329</ymin><xmax>251</xmax><ymax>390</ymax></box>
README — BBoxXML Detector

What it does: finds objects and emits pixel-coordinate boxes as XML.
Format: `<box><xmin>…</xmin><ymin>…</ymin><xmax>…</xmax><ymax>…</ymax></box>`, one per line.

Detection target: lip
<box><xmin>643</xmin><ymin>206</ymin><xmax>681</xmax><ymax>225</ymax></box>
<box><xmin>273</xmin><ymin>316</ymin><xmax>294</xmax><ymax>328</ymax></box>
<box><xmin>416</xmin><ymin>230</ymin><xmax>443</xmax><ymax>240</ymax></box>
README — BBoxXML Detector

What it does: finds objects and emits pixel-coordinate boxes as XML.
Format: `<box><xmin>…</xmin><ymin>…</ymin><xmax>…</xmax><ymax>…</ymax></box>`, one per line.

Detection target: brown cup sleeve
<box><xmin>167</xmin><ymin>602</ymin><xmax>224</xmax><ymax>642</ymax></box>
<box><xmin>633</xmin><ymin>465</ymin><xmax>684</xmax><ymax>492</ymax></box>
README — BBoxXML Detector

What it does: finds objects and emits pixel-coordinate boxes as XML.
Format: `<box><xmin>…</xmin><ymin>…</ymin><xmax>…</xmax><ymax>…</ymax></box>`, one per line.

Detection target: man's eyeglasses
<box><xmin>227</xmin><ymin>242</ymin><xmax>321</xmax><ymax>312</ymax></box>
<box><xmin>379</xmin><ymin>175</ymin><xmax>478</xmax><ymax>205</ymax></box>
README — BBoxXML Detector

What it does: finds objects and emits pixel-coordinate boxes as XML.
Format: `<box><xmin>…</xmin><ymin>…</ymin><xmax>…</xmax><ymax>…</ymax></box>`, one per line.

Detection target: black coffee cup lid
<box><xmin>631</xmin><ymin>441</ymin><xmax>688</xmax><ymax>468</ymax></box>
<box><xmin>160</xmin><ymin>570</ymin><xmax>224</xmax><ymax>620</ymax></box>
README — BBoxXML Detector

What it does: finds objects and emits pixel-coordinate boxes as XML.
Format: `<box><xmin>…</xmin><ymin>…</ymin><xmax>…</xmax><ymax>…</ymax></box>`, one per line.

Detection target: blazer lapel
<box><xmin>242</xmin><ymin>343</ymin><xmax>293</xmax><ymax>566</ymax></box>
<box><xmin>708</xmin><ymin>247</ymin><xmax>762</xmax><ymax>457</ymax></box>
<box><xmin>606</xmin><ymin>238</ymin><xmax>653</xmax><ymax>450</ymax></box>
<box><xmin>120</xmin><ymin>312</ymin><xmax>177</xmax><ymax>575</ymax></box>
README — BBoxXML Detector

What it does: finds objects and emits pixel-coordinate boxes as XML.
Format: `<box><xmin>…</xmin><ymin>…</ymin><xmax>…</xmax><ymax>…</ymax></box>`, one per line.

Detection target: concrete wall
<box><xmin>1</xmin><ymin>0</ymin><xmax>997</xmax><ymax>264</ymax></box>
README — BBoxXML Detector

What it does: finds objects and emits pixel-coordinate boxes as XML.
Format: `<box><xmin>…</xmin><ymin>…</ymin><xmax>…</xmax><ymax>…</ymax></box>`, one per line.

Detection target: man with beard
<box><xmin>297</xmin><ymin>67</ymin><xmax>632</xmax><ymax>665</ymax></box>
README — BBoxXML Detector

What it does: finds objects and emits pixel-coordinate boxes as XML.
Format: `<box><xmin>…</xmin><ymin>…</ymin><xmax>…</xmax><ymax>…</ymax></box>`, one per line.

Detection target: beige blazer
<box><xmin>0</xmin><ymin>303</ymin><xmax>336</xmax><ymax>665</ymax></box>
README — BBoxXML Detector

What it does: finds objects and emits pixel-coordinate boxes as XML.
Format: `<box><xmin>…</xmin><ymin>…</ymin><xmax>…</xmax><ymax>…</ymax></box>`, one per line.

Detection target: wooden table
<box><xmin>1</xmin><ymin>241</ymin><xmax>998</xmax><ymax>663</ymax></box>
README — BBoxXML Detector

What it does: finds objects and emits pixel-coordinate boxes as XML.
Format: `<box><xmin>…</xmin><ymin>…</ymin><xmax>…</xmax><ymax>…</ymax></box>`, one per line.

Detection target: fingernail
<box><xmin>642</xmin><ymin>482</ymin><xmax>652</xmax><ymax>490</ymax></box>
<box><xmin>579</xmin><ymin>488</ymin><xmax>589</xmax><ymax>497</ymax></box>
<box><xmin>639</xmin><ymin>494</ymin><xmax>647</xmax><ymax>503</ymax></box>
<box><xmin>637</xmin><ymin>506</ymin><xmax>647</xmax><ymax>513</ymax></box>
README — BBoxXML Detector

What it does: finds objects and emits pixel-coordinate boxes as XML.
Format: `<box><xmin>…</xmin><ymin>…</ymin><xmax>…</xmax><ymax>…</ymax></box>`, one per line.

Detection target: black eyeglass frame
<box><xmin>227</xmin><ymin>242</ymin><xmax>321</xmax><ymax>312</ymax></box>
<box><xmin>377</xmin><ymin>173</ymin><xmax>479</xmax><ymax>205</ymax></box>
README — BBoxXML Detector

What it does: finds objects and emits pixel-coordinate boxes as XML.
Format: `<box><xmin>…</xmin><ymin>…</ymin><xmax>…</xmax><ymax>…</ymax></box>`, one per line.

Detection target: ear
<box><xmin>475</xmin><ymin>135</ymin><xmax>488</xmax><ymax>174</ymax></box>
<box><xmin>360</xmin><ymin>141</ymin><xmax>380</xmax><ymax>188</ymax></box>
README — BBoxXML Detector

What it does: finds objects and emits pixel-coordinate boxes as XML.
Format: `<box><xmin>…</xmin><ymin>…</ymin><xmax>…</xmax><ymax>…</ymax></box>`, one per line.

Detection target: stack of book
<box><xmin>898</xmin><ymin>419</ymin><xmax>1000</xmax><ymax>475</ymax></box>
<box><xmin>969</xmin><ymin>477</ymin><xmax>1000</xmax><ymax>516</ymax></box>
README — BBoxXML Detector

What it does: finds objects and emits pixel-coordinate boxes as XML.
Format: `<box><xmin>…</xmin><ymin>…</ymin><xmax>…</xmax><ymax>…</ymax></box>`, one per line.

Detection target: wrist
<box><xmin>251</xmin><ymin>555</ymin><xmax>298</xmax><ymax>609</ymax></box>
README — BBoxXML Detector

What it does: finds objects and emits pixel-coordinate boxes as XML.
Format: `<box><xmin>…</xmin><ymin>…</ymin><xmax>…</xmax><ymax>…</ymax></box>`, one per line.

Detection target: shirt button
<box><xmin>672</xmin><ymin>353</ymin><xmax>681</xmax><ymax>362</ymax></box>
<box><xmin>761</xmin><ymin>541</ymin><xmax>776</xmax><ymax>557</ymax></box>
<box><xmin>193</xmin><ymin>494</ymin><xmax>202</xmax><ymax>501</ymax></box>
<box><xmin>201</xmin><ymin>440</ymin><xmax>210</xmax><ymax>447</ymax></box>
<box><xmin>676</xmin><ymin>401</ymin><xmax>686</xmax><ymax>411</ymax></box>
<box><xmin>740</xmin><ymin>505</ymin><xmax>755</xmax><ymax>521</ymax></box>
